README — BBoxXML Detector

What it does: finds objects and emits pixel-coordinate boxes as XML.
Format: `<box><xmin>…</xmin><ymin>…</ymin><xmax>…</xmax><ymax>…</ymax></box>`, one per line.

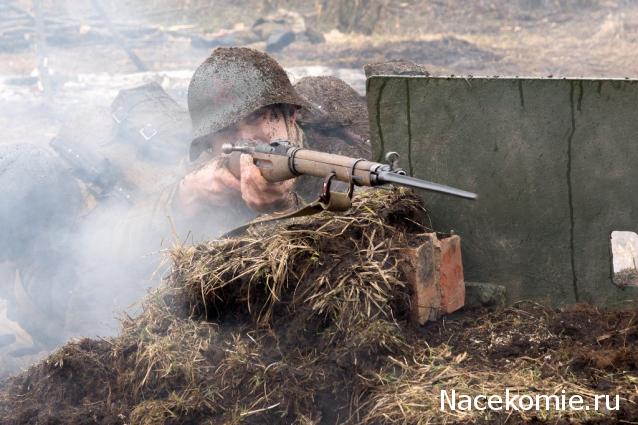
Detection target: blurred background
<box><xmin>2</xmin><ymin>0</ymin><xmax>638</xmax><ymax>375</ymax></box>
<box><xmin>2</xmin><ymin>0</ymin><xmax>638</xmax><ymax>146</ymax></box>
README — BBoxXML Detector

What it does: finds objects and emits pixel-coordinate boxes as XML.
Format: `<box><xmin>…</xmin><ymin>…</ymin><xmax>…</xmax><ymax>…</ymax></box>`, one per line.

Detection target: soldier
<box><xmin>56</xmin><ymin>83</ymin><xmax>190</xmax><ymax>341</ymax></box>
<box><xmin>0</xmin><ymin>47</ymin><xmax>370</xmax><ymax>372</ymax></box>
<box><xmin>0</xmin><ymin>83</ymin><xmax>190</xmax><ymax>364</ymax></box>
<box><xmin>170</xmin><ymin>47</ymin><xmax>370</xmax><ymax>237</ymax></box>
<box><xmin>0</xmin><ymin>143</ymin><xmax>84</xmax><ymax>362</ymax></box>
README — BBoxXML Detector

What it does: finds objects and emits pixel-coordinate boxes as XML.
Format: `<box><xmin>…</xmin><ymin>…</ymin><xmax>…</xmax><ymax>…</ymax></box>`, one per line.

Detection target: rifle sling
<box><xmin>222</xmin><ymin>190</ymin><xmax>351</xmax><ymax>238</ymax></box>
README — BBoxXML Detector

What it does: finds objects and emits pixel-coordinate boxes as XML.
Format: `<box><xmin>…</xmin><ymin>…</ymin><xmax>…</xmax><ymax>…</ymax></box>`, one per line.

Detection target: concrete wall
<box><xmin>366</xmin><ymin>76</ymin><xmax>638</xmax><ymax>306</ymax></box>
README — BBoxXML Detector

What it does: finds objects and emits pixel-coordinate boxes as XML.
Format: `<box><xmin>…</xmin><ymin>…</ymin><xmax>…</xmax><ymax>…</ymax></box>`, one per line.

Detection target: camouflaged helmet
<box><xmin>187</xmin><ymin>47</ymin><xmax>307</xmax><ymax>160</ymax></box>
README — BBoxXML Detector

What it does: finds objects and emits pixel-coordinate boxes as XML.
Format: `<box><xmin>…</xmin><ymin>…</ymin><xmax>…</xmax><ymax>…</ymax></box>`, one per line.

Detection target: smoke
<box><xmin>0</xmin><ymin>124</ymin><xmax>180</xmax><ymax>372</ymax></box>
<box><xmin>0</xmin><ymin>0</ymin><xmax>206</xmax><ymax>376</ymax></box>
<box><xmin>62</xmin><ymin>202</ymin><xmax>161</xmax><ymax>337</ymax></box>
<box><xmin>0</xmin><ymin>0</ymin><xmax>366</xmax><ymax>380</ymax></box>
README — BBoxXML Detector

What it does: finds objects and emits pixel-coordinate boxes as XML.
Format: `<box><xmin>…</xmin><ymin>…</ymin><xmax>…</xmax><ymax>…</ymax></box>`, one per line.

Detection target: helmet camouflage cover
<box><xmin>188</xmin><ymin>47</ymin><xmax>307</xmax><ymax>160</ymax></box>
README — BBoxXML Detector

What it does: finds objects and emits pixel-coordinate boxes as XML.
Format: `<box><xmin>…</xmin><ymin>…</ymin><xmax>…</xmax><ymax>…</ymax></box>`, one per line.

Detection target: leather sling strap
<box><xmin>222</xmin><ymin>189</ymin><xmax>351</xmax><ymax>238</ymax></box>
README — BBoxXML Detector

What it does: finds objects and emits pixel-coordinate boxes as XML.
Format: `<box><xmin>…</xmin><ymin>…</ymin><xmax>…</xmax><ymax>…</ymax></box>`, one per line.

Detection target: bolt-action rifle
<box><xmin>222</xmin><ymin>140</ymin><xmax>477</xmax><ymax>207</ymax></box>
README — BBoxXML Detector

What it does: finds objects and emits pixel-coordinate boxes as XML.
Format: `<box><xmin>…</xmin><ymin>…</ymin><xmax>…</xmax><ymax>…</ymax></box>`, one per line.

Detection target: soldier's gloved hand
<box><xmin>239</xmin><ymin>154</ymin><xmax>295</xmax><ymax>213</ymax></box>
<box><xmin>176</xmin><ymin>158</ymin><xmax>242</xmax><ymax>216</ymax></box>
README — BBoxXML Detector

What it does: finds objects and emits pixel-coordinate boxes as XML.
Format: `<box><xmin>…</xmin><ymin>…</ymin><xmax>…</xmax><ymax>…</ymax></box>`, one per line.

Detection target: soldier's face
<box><xmin>207</xmin><ymin>105</ymin><xmax>296</xmax><ymax>155</ymax></box>
<box><xmin>236</xmin><ymin>105</ymin><xmax>297</xmax><ymax>143</ymax></box>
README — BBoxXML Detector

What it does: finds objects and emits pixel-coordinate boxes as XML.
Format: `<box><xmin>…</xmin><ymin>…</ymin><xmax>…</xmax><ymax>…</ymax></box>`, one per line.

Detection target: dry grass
<box><xmin>170</xmin><ymin>187</ymin><xmax>426</xmax><ymax>328</ymax></box>
<box><xmin>1</xmin><ymin>188</ymin><xmax>637</xmax><ymax>424</ymax></box>
<box><xmin>359</xmin><ymin>346</ymin><xmax>614</xmax><ymax>424</ymax></box>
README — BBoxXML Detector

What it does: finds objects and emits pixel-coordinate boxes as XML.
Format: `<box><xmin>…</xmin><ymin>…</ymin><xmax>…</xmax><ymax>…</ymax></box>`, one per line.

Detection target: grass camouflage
<box><xmin>1</xmin><ymin>188</ymin><xmax>637</xmax><ymax>424</ymax></box>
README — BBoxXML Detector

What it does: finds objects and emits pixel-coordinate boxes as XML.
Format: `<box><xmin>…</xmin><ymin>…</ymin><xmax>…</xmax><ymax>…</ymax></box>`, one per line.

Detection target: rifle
<box><xmin>222</xmin><ymin>140</ymin><xmax>476</xmax><ymax>212</ymax></box>
<box><xmin>50</xmin><ymin>136</ymin><xmax>136</xmax><ymax>204</ymax></box>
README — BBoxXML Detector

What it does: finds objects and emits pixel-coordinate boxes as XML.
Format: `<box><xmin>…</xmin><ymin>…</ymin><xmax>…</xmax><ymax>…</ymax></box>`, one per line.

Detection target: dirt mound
<box><xmin>283</xmin><ymin>37</ymin><xmax>501</xmax><ymax>71</ymax></box>
<box><xmin>1</xmin><ymin>189</ymin><xmax>638</xmax><ymax>424</ymax></box>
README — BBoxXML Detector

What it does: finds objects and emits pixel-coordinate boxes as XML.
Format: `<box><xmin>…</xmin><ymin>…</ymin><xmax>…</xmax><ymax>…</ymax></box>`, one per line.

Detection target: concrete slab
<box><xmin>367</xmin><ymin>76</ymin><xmax>638</xmax><ymax>306</ymax></box>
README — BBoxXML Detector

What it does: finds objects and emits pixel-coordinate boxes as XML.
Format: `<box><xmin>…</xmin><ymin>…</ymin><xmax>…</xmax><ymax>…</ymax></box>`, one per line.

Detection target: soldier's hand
<box><xmin>176</xmin><ymin>158</ymin><xmax>242</xmax><ymax>216</ymax></box>
<box><xmin>240</xmin><ymin>154</ymin><xmax>294</xmax><ymax>212</ymax></box>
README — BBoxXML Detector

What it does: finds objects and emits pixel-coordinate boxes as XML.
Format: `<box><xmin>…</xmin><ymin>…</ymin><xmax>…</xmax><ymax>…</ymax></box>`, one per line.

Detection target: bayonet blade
<box><xmin>378</xmin><ymin>171</ymin><xmax>477</xmax><ymax>200</ymax></box>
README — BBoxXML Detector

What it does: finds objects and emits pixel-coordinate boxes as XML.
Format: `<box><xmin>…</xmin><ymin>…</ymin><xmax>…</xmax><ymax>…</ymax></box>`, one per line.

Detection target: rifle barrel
<box><xmin>378</xmin><ymin>171</ymin><xmax>477</xmax><ymax>200</ymax></box>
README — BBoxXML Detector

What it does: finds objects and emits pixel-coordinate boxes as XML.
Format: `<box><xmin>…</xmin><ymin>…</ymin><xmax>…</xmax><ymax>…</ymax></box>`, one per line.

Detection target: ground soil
<box><xmin>421</xmin><ymin>302</ymin><xmax>638</xmax><ymax>422</ymax></box>
<box><xmin>424</xmin><ymin>302</ymin><xmax>638</xmax><ymax>374</ymax></box>
<box><xmin>2</xmin><ymin>301</ymin><xmax>638</xmax><ymax>424</ymax></box>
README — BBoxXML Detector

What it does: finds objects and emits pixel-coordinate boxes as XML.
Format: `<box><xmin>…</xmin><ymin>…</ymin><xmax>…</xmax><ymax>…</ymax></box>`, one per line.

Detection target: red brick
<box><xmin>400</xmin><ymin>235</ymin><xmax>441</xmax><ymax>325</ymax></box>
<box><xmin>437</xmin><ymin>235</ymin><xmax>465</xmax><ymax>314</ymax></box>
<box><xmin>400</xmin><ymin>233</ymin><xmax>465</xmax><ymax>324</ymax></box>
